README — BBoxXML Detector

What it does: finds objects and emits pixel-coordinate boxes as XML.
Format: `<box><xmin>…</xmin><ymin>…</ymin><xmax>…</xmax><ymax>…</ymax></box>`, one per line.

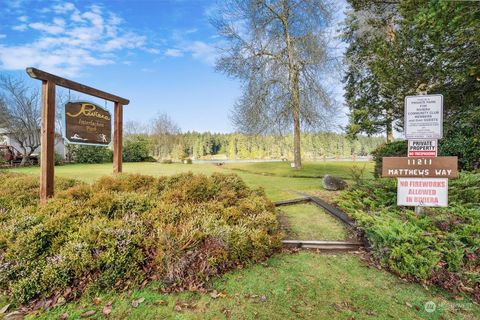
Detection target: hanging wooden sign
<box><xmin>64</xmin><ymin>101</ymin><xmax>112</xmax><ymax>145</ymax></box>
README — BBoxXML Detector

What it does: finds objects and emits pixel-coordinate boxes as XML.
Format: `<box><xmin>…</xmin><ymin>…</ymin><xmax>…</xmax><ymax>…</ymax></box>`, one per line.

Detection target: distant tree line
<box><xmin>124</xmin><ymin>131</ymin><xmax>384</xmax><ymax>161</ymax></box>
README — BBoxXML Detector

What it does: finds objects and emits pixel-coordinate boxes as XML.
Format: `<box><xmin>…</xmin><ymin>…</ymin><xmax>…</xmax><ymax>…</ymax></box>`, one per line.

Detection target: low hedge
<box><xmin>0</xmin><ymin>172</ymin><xmax>281</xmax><ymax>306</ymax></box>
<box><xmin>337</xmin><ymin>173</ymin><xmax>480</xmax><ymax>301</ymax></box>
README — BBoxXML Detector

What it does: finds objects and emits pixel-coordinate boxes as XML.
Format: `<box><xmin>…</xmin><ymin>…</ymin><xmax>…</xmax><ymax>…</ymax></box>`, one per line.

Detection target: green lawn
<box><xmin>28</xmin><ymin>252</ymin><xmax>479</xmax><ymax>320</ymax></box>
<box><xmin>224</xmin><ymin>161</ymin><xmax>374</xmax><ymax>180</ymax></box>
<box><xmin>11</xmin><ymin>162</ymin><xmax>348</xmax><ymax>201</ymax></box>
<box><xmin>5</xmin><ymin>161</ymin><xmax>480</xmax><ymax>319</ymax></box>
<box><xmin>278</xmin><ymin>203</ymin><xmax>348</xmax><ymax>240</ymax></box>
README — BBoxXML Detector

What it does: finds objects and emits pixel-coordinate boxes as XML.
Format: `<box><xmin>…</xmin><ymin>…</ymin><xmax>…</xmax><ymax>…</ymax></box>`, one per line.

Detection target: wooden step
<box><xmin>282</xmin><ymin>240</ymin><xmax>363</xmax><ymax>251</ymax></box>
<box><xmin>274</xmin><ymin>197</ymin><xmax>310</xmax><ymax>206</ymax></box>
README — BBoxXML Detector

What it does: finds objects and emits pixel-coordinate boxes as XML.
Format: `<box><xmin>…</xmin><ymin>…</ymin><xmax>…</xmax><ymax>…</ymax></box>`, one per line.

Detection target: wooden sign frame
<box><xmin>26</xmin><ymin>67</ymin><xmax>130</xmax><ymax>204</ymax></box>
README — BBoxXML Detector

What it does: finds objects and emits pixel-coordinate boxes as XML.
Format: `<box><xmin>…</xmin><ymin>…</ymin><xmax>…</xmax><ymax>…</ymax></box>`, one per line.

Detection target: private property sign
<box><xmin>397</xmin><ymin>178</ymin><xmax>448</xmax><ymax>207</ymax></box>
<box><xmin>405</xmin><ymin>94</ymin><xmax>443</xmax><ymax>139</ymax></box>
<box><xmin>382</xmin><ymin>157</ymin><xmax>458</xmax><ymax>178</ymax></box>
<box><xmin>408</xmin><ymin>140</ymin><xmax>437</xmax><ymax>157</ymax></box>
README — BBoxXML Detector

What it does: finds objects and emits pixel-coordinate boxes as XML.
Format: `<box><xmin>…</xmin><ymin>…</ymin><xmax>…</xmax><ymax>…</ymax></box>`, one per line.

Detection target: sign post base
<box><xmin>415</xmin><ymin>206</ymin><xmax>424</xmax><ymax>215</ymax></box>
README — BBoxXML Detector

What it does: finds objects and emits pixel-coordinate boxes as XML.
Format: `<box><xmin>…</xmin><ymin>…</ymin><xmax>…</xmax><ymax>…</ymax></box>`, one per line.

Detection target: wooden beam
<box><xmin>113</xmin><ymin>102</ymin><xmax>123</xmax><ymax>173</ymax></box>
<box><xmin>40</xmin><ymin>80</ymin><xmax>56</xmax><ymax>204</ymax></box>
<box><xmin>26</xmin><ymin>67</ymin><xmax>130</xmax><ymax>105</ymax></box>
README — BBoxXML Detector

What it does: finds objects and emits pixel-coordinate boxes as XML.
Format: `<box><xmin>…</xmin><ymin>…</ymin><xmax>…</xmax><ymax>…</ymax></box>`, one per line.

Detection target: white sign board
<box><xmin>408</xmin><ymin>140</ymin><xmax>438</xmax><ymax>157</ymax></box>
<box><xmin>405</xmin><ymin>94</ymin><xmax>443</xmax><ymax>139</ymax></box>
<box><xmin>397</xmin><ymin>178</ymin><xmax>448</xmax><ymax>207</ymax></box>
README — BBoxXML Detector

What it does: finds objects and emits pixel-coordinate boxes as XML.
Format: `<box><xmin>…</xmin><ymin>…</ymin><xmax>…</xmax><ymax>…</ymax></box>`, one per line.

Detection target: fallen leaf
<box><xmin>80</xmin><ymin>310</ymin><xmax>96</xmax><ymax>317</ymax></box>
<box><xmin>4</xmin><ymin>311</ymin><xmax>25</xmax><ymax>320</ymax></box>
<box><xmin>103</xmin><ymin>301</ymin><xmax>113</xmax><ymax>316</ymax></box>
<box><xmin>59</xmin><ymin>313</ymin><xmax>69</xmax><ymax>320</ymax></box>
<box><xmin>210</xmin><ymin>290</ymin><xmax>219</xmax><ymax>299</ymax></box>
<box><xmin>155</xmin><ymin>300</ymin><xmax>168</xmax><ymax>306</ymax></box>
<box><xmin>55</xmin><ymin>297</ymin><xmax>66</xmax><ymax>307</ymax></box>
<box><xmin>406</xmin><ymin>302</ymin><xmax>413</xmax><ymax>308</ymax></box>
<box><xmin>174</xmin><ymin>304</ymin><xmax>182</xmax><ymax>312</ymax></box>
<box><xmin>1</xmin><ymin>304</ymin><xmax>10</xmax><ymax>314</ymax></box>
<box><xmin>260</xmin><ymin>295</ymin><xmax>267</xmax><ymax>302</ymax></box>
<box><xmin>222</xmin><ymin>308</ymin><xmax>231</xmax><ymax>316</ymax></box>
<box><xmin>92</xmin><ymin>297</ymin><xmax>102</xmax><ymax>305</ymax></box>
<box><xmin>131</xmin><ymin>297</ymin><xmax>145</xmax><ymax>308</ymax></box>
<box><xmin>63</xmin><ymin>287</ymin><xmax>72</xmax><ymax>298</ymax></box>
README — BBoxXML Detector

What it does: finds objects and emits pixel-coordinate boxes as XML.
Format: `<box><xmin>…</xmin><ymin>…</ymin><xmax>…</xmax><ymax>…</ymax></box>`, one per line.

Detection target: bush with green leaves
<box><xmin>122</xmin><ymin>136</ymin><xmax>151</xmax><ymax>162</ymax></box>
<box><xmin>439</xmin><ymin>108</ymin><xmax>480</xmax><ymax>171</ymax></box>
<box><xmin>68</xmin><ymin>145</ymin><xmax>113</xmax><ymax>164</ymax></box>
<box><xmin>337</xmin><ymin>173</ymin><xmax>480</xmax><ymax>301</ymax></box>
<box><xmin>371</xmin><ymin>141</ymin><xmax>408</xmax><ymax>178</ymax></box>
<box><xmin>0</xmin><ymin>172</ymin><xmax>281</xmax><ymax>306</ymax></box>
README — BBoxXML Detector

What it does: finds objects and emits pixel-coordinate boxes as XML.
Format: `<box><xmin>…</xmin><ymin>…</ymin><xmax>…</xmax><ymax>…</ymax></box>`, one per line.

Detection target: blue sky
<box><xmin>0</xmin><ymin>0</ymin><xmax>347</xmax><ymax>133</ymax></box>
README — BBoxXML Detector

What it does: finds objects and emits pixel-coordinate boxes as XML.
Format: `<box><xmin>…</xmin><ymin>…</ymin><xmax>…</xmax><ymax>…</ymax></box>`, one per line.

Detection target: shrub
<box><xmin>439</xmin><ymin>108</ymin><xmax>480</xmax><ymax>171</ymax></box>
<box><xmin>68</xmin><ymin>145</ymin><xmax>113</xmax><ymax>164</ymax></box>
<box><xmin>0</xmin><ymin>172</ymin><xmax>281</xmax><ymax>306</ymax></box>
<box><xmin>371</xmin><ymin>141</ymin><xmax>407</xmax><ymax>178</ymax></box>
<box><xmin>337</xmin><ymin>173</ymin><xmax>480</xmax><ymax>301</ymax></box>
<box><xmin>54</xmin><ymin>152</ymin><xmax>64</xmax><ymax>166</ymax></box>
<box><xmin>123</xmin><ymin>136</ymin><xmax>151</xmax><ymax>162</ymax></box>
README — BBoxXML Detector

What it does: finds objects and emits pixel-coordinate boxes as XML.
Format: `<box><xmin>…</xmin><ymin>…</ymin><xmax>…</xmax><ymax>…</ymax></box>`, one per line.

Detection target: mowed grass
<box><xmin>224</xmin><ymin>161</ymin><xmax>374</xmax><ymax>180</ymax></box>
<box><xmin>279</xmin><ymin>203</ymin><xmax>348</xmax><ymax>240</ymax></box>
<box><xmin>8</xmin><ymin>162</ymin><xmax>339</xmax><ymax>201</ymax></box>
<box><xmin>28</xmin><ymin>252</ymin><xmax>480</xmax><ymax>320</ymax></box>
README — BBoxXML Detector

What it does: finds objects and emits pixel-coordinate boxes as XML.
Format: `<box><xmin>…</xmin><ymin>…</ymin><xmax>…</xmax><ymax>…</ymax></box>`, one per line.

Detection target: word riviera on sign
<box><xmin>67</xmin><ymin>103</ymin><xmax>111</xmax><ymax>121</ymax></box>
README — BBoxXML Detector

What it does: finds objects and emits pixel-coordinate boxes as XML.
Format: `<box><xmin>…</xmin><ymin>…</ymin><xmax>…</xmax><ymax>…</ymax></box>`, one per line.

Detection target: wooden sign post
<box><xmin>26</xmin><ymin>67</ymin><xmax>129</xmax><ymax>204</ymax></box>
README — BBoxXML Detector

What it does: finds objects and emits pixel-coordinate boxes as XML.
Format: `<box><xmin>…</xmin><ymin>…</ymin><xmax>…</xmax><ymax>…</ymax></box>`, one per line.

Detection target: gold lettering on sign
<box><xmin>67</xmin><ymin>104</ymin><xmax>110</xmax><ymax>121</ymax></box>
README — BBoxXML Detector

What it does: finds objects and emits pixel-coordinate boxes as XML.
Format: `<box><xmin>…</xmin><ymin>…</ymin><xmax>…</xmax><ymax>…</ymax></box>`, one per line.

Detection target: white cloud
<box><xmin>12</xmin><ymin>24</ymin><xmax>27</xmax><ymax>31</ymax></box>
<box><xmin>165</xmin><ymin>48</ymin><xmax>183</xmax><ymax>57</ymax></box>
<box><xmin>185</xmin><ymin>28</ymin><xmax>198</xmax><ymax>34</ymax></box>
<box><xmin>52</xmin><ymin>2</ymin><xmax>75</xmax><ymax>14</ymax></box>
<box><xmin>0</xmin><ymin>34</ymin><xmax>6</xmax><ymax>39</ymax></box>
<box><xmin>0</xmin><ymin>3</ymin><xmax>152</xmax><ymax>77</ymax></box>
<box><xmin>29</xmin><ymin>22</ymin><xmax>65</xmax><ymax>34</ymax></box>
<box><xmin>18</xmin><ymin>15</ymin><xmax>28</xmax><ymax>22</ymax></box>
<box><xmin>185</xmin><ymin>41</ymin><xmax>217</xmax><ymax>65</ymax></box>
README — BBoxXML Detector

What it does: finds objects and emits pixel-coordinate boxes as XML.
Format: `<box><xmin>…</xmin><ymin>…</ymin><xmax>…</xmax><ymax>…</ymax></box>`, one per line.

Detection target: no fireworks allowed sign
<box><xmin>397</xmin><ymin>178</ymin><xmax>448</xmax><ymax>207</ymax></box>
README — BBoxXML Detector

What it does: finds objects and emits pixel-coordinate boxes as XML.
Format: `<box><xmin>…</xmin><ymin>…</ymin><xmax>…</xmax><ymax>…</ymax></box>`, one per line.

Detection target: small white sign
<box><xmin>408</xmin><ymin>140</ymin><xmax>438</xmax><ymax>157</ymax></box>
<box><xmin>397</xmin><ymin>178</ymin><xmax>448</xmax><ymax>207</ymax></box>
<box><xmin>405</xmin><ymin>94</ymin><xmax>443</xmax><ymax>139</ymax></box>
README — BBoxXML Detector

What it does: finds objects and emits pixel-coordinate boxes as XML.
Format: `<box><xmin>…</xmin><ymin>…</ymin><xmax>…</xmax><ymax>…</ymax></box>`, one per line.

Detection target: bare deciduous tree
<box><xmin>125</xmin><ymin>120</ymin><xmax>149</xmax><ymax>137</ymax></box>
<box><xmin>213</xmin><ymin>0</ymin><xmax>337</xmax><ymax>168</ymax></box>
<box><xmin>149</xmin><ymin>113</ymin><xmax>181</xmax><ymax>159</ymax></box>
<box><xmin>0</xmin><ymin>76</ymin><xmax>41</xmax><ymax>166</ymax></box>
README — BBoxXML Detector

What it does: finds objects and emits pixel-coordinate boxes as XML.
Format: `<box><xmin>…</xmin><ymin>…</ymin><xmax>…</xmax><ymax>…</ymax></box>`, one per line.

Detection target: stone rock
<box><xmin>322</xmin><ymin>175</ymin><xmax>348</xmax><ymax>191</ymax></box>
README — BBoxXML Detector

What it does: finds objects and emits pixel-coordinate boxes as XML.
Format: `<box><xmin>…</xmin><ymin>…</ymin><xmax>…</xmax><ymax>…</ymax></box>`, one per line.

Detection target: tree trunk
<box><xmin>20</xmin><ymin>148</ymin><xmax>30</xmax><ymax>166</ymax></box>
<box><xmin>280</xmin><ymin>2</ymin><xmax>302</xmax><ymax>169</ymax></box>
<box><xmin>292</xmin><ymin>69</ymin><xmax>302</xmax><ymax>169</ymax></box>
<box><xmin>386</xmin><ymin>108</ymin><xmax>393</xmax><ymax>143</ymax></box>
